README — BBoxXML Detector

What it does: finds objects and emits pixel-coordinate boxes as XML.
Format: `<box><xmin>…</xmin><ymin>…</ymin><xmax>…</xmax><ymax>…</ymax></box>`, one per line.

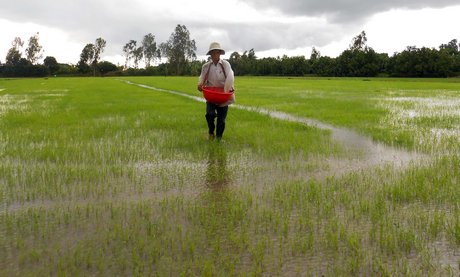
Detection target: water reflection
<box><xmin>205</xmin><ymin>145</ymin><xmax>231</xmax><ymax>189</ymax></box>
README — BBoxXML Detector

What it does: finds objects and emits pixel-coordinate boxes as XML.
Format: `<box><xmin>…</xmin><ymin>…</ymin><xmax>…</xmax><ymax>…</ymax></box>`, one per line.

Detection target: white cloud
<box><xmin>364</xmin><ymin>6</ymin><xmax>460</xmax><ymax>55</ymax></box>
<box><xmin>0</xmin><ymin>19</ymin><xmax>83</xmax><ymax>64</ymax></box>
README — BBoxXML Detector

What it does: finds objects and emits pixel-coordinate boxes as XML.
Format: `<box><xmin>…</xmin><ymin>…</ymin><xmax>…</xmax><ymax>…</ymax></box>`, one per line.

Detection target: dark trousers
<box><xmin>205</xmin><ymin>102</ymin><xmax>228</xmax><ymax>138</ymax></box>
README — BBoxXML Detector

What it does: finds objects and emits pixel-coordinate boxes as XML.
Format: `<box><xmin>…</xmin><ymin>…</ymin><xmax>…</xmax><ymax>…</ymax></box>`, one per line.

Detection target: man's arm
<box><xmin>223</xmin><ymin>60</ymin><xmax>234</xmax><ymax>92</ymax></box>
<box><xmin>197</xmin><ymin>63</ymin><xmax>208</xmax><ymax>91</ymax></box>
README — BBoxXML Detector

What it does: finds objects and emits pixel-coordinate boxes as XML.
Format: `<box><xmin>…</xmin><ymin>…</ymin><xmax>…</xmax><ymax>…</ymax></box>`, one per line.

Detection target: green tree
<box><xmin>56</xmin><ymin>63</ymin><xmax>79</xmax><ymax>76</ymax></box>
<box><xmin>132</xmin><ymin>46</ymin><xmax>144</xmax><ymax>69</ymax></box>
<box><xmin>142</xmin><ymin>33</ymin><xmax>159</xmax><ymax>67</ymax></box>
<box><xmin>5</xmin><ymin>48</ymin><xmax>22</xmax><ymax>66</ymax></box>
<box><xmin>281</xmin><ymin>55</ymin><xmax>308</xmax><ymax>76</ymax></box>
<box><xmin>439</xmin><ymin>39</ymin><xmax>458</xmax><ymax>56</ymax></box>
<box><xmin>91</xmin><ymin>38</ymin><xmax>106</xmax><ymax>75</ymax></box>
<box><xmin>43</xmin><ymin>56</ymin><xmax>59</xmax><ymax>75</ymax></box>
<box><xmin>310</xmin><ymin>47</ymin><xmax>321</xmax><ymax>60</ymax></box>
<box><xmin>97</xmin><ymin>61</ymin><xmax>118</xmax><ymax>76</ymax></box>
<box><xmin>388</xmin><ymin>46</ymin><xmax>451</xmax><ymax>77</ymax></box>
<box><xmin>160</xmin><ymin>24</ymin><xmax>196</xmax><ymax>75</ymax></box>
<box><xmin>228</xmin><ymin>51</ymin><xmax>241</xmax><ymax>74</ymax></box>
<box><xmin>237</xmin><ymin>49</ymin><xmax>257</xmax><ymax>75</ymax></box>
<box><xmin>25</xmin><ymin>32</ymin><xmax>43</xmax><ymax>64</ymax></box>
<box><xmin>334</xmin><ymin>31</ymin><xmax>383</xmax><ymax>77</ymax></box>
<box><xmin>256</xmin><ymin>57</ymin><xmax>282</xmax><ymax>76</ymax></box>
<box><xmin>312</xmin><ymin>56</ymin><xmax>336</xmax><ymax>76</ymax></box>
<box><xmin>247</xmin><ymin>48</ymin><xmax>256</xmax><ymax>60</ymax></box>
<box><xmin>77</xmin><ymin>38</ymin><xmax>106</xmax><ymax>75</ymax></box>
<box><xmin>229</xmin><ymin>51</ymin><xmax>241</xmax><ymax>63</ymax></box>
<box><xmin>349</xmin><ymin>30</ymin><xmax>368</xmax><ymax>51</ymax></box>
<box><xmin>77</xmin><ymin>43</ymin><xmax>95</xmax><ymax>73</ymax></box>
<box><xmin>5</xmin><ymin>37</ymin><xmax>24</xmax><ymax>66</ymax></box>
<box><xmin>439</xmin><ymin>39</ymin><xmax>460</xmax><ymax>75</ymax></box>
<box><xmin>336</xmin><ymin>48</ymin><xmax>381</xmax><ymax>77</ymax></box>
<box><xmin>122</xmin><ymin>40</ymin><xmax>137</xmax><ymax>69</ymax></box>
<box><xmin>453</xmin><ymin>55</ymin><xmax>460</xmax><ymax>75</ymax></box>
<box><xmin>93</xmin><ymin>38</ymin><xmax>106</xmax><ymax>65</ymax></box>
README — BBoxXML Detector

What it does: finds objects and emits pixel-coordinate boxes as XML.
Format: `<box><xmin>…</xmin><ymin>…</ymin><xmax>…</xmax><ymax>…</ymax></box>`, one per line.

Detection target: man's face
<box><xmin>210</xmin><ymin>50</ymin><xmax>221</xmax><ymax>63</ymax></box>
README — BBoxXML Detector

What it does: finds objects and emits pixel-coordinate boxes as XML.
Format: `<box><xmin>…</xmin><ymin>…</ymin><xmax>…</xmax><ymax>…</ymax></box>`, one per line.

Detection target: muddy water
<box><xmin>123</xmin><ymin>80</ymin><xmax>424</xmax><ymax>175</ymax></box>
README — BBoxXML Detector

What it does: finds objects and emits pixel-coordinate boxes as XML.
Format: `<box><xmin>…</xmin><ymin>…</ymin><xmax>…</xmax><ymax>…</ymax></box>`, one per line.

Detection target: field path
<box><xmin>122</xmin><ymin>80</ymin><xmax>424</xmax><ymax>173</ymax></box>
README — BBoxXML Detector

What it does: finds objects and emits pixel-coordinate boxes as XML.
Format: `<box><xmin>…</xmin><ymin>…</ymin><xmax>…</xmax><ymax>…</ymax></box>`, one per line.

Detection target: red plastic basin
<box><xmin>202</xmin><ymin>87</ymin><xmax>233</xmax><ymax>105</ymax></box>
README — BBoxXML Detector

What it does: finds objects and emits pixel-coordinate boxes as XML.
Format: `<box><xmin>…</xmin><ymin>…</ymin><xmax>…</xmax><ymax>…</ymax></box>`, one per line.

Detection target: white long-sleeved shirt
<box><xmin>198</xmin><ymin>59</ymin><xmax>234</xmax><ymax>93</ymax></box>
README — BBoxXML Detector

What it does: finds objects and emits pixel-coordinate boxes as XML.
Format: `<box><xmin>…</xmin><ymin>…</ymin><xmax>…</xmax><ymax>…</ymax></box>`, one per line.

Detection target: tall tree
<box><xmin>238</xmin><ymin>49</ymin><xmax>257</xmax><ymax>75</ymax></box>
<box><xmin>132</xmin><ymin>46</ymin><xmax>144</xmax><ymax>69</ymax></box>
<box><xmin>5</xmin><ymin>37</ymin><xmax>24</xmax><ymax>65</ymax></box>
<box><xmin>229</xmin><ymin>51</ymin><xmax>241</xmax><ymax>63</ymax></box>
<box><xmin>122</xmin><ymin>40</ymin><xmax>137</xmax><ymax>69</ymax></box>
<box><xmin>310</xmin><ymin>47</ymin><xmax>321</xmax><ymax>60</ymax></box>
<box><xmin>350</xmin><ymin>30</ymin><xmax>368</xmax><ymax>51</ymax></box>
<box><xmin>77</xmin><ymin>38</ymin><xmax>106</xmax><ymax>75</ymax></box>
<box><xmin>92</xmin><ymin>38</ymin><xmax>107</xmax><ymax>66</ymax></box>
<box><xmin>228</xmin><ymin>51</ymin><xmax>241</xmax><ymax>74</ymax></box>
<box><xmin>439</xmin><ymin>39</ymin><xmax>459</xmax><ymax>56</ymax></box>
<box><xmin>43</xmin><ymin>56</ymin><xmax>59</xmax><ymax>75</ymax></box>
<box><xmin>247</xmin><ymin>48</ymin><xmax>256</xmax><ymax>60</ymax></box>
<box><xmin>25</xmin><ymin>32</ymin><xmax>43</xmax><ymax>64</ymax></box>
<box><xmin>91</xmin><ymin>37</ymin><xmax>106</xmax><ymax>76</ymax></box>
<box><xmin>12</xmin><ymin>37</ymin><xmax>23</xmax><ymax>49</ymax></box>
<box><xmin>160</xmin><ymin>24</ymin><xmax>196</xmax><ymax>75</ymax></box>
<box><xmin>77</xmin><ymin>43</ymin><xmax>95</xmax><ymax>73</ymax></box>
<box><xmin>142</xmin><ymin>33</ymin><xmax>158</xmax><ymax>67</ymax></box>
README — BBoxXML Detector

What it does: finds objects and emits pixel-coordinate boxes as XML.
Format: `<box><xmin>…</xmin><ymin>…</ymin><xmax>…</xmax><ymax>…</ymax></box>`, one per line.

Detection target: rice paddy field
<box><xmin>0</xmin><ymin>76</ymin><xmax>459</xmax><ymax>276</ymax></box>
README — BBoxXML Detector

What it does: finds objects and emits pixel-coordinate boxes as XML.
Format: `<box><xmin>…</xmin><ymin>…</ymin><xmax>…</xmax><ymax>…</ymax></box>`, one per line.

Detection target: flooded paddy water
<box><xmin>2</xmin><ymin>78</ymin><xmax>459</xmax><ymax>275</ymax></box>
<box><xmin>123</xmin><ymin>80</ymin><xmax>426</xmax><ymax>180</ymax></box>
<box><xmin>117</xmin><ymin>80</ymin><xmax>459</xmax><ymax>274</ymax></box>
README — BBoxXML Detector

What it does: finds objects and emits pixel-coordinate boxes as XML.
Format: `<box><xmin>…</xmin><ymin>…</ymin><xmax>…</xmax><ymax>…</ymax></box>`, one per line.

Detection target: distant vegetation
<box><xmin>1</xmin><ymin>28</ymin><xmax>459</xmax><ymax>78</ymax></box>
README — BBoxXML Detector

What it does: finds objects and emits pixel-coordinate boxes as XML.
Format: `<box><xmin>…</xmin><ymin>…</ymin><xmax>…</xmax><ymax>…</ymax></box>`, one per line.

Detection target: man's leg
<box><xmin>205</xmin><ymin>102</ymin><xmax>217</xmax><ymax>137</ymax></box>
<box><xmin>215</xmin><ymin>105</ymin><xmax>229</xmax><ymax>139</ymax></box>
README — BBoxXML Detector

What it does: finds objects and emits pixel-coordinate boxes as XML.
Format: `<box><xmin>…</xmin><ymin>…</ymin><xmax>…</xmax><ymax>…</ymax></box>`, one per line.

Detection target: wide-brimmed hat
<box><xmin>207</xmin><ymin>42</ymin><xmax>225</xmax><ymax>55</ymax></box>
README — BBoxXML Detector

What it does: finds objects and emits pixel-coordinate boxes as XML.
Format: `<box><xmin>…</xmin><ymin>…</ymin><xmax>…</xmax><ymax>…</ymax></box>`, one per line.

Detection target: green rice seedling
<box><xmin>1</xmin><ymin>76</ymin><xmax>460</xmax><ymax>275</ymax></box>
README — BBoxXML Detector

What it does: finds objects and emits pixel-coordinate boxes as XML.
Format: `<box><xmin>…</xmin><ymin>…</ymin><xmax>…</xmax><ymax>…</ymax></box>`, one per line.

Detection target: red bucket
<box><xmin>202</xmin><ymin>87</ymin><xmax>233</xmax><ymax>105</ymax></box>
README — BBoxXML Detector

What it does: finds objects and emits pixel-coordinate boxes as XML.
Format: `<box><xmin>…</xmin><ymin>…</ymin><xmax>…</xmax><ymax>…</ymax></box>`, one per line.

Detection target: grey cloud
<box><xmin>191</xmin><ymin>20</ymin><xmax>349</xmax><ymax>57</ymax></box>
<box><xmin>243</xmin><ymin>0</ymin><xmax>460</xmax><ymax>22</ymax></box>
<box><xmin>0</xmin><ymin>0</ymin><xmax>182</xmax><ymax>58</ymax></box>
<box><xmin>0</xmin><ymin>0</ymin><xmax>353</xmax><ymax>60</ymax></box>
<box><xmin>3</xmin><ymin>0</ymin><xmax>454</xmax><ymax>62</ymax></box>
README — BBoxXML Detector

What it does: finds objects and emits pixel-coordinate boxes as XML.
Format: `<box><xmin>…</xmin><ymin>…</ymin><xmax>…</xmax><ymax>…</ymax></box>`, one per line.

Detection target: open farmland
<box><xmin>1</xmin><ymin>76</ymin><xmax>459</xmax><ymax>276</ymax></box>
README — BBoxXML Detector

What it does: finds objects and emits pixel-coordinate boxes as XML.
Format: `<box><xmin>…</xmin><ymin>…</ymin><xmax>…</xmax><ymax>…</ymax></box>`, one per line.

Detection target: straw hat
<box><xmin>206</xmin><ymin>42</ymin><xmax>225</xmax><ymax>55</ymax></box>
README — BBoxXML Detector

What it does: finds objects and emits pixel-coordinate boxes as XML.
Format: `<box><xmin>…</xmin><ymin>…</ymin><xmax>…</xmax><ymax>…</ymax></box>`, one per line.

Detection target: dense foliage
<box><xmin>227</xmin><ymin>38</ymin><xmax>460</xmax><ymax>77</ymax></box>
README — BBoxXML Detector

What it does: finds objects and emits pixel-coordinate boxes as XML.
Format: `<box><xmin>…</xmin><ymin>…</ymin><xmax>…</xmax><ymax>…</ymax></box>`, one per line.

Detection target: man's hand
<box><xmin>197</xmin><ymin>84</ymin><xmax>203</xmax><ymax>92</ymax></box>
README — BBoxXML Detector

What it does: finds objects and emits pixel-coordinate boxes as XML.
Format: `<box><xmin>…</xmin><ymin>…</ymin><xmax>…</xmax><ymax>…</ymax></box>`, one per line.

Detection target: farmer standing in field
<box><xmin>197</xmin><ymin>42</ymin><xmax>235</xmax><ymax>141</ymax></box>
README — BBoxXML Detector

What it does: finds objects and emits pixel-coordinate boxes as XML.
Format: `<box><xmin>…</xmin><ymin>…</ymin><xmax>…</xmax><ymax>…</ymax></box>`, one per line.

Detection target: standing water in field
<box><xmin>205</xmin><ymin>145</ymin><xmax>232</xmax><ymax>189</ymax></box>
<box><xmin>122</xmin><ymin>80</ymin><xmax>424</xmax><ymax>174</ymax></box>
<box><xmin>238</xmin><ymin>107</ymin><xmax>424</xmax><ymax>171</ymax></box>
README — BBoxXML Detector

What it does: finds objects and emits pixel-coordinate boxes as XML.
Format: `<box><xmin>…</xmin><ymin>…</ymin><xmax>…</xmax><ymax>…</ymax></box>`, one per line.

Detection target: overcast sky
<box><xmin>1</xmin><ymin>0</ymin><xmax>459</xmax><ymax>66</ymax></box>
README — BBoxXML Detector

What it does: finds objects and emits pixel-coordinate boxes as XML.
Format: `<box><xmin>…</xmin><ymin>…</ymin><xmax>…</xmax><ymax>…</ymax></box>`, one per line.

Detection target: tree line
<box><xmin>0</xmin><ymin>24</ymin><xmax>197</xmax><ymax>78</ymax></box>
<box><xmin>228</xmin><ymin>32</ymin><xmax>460</xmax><ymax>78</ymax></box>
<box><xmin>1</xmin><ymin>27</ymin><xmax>459</xmax><ymax>78</ymax></box>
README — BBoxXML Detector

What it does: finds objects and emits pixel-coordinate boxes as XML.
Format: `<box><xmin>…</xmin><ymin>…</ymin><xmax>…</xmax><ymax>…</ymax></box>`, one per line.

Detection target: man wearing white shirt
<box><xmin>198</xmin><ymin>42</ymin><xmax>235</xmax><ymax>141</ymax></box>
